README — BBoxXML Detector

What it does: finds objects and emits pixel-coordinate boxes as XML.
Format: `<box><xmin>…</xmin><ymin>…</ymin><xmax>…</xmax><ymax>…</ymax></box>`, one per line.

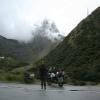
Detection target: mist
<box><xmin>0</xmin><ymin>0</ymin><xmax>100</xmax><ymax>42</ymax></box>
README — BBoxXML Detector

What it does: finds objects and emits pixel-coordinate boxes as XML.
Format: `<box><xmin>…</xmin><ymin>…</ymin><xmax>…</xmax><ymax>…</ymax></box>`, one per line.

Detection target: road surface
<box><xmin>0</xmin><ymin>83</ymin><xmax>100</xmax><ymax>100</ymax></box>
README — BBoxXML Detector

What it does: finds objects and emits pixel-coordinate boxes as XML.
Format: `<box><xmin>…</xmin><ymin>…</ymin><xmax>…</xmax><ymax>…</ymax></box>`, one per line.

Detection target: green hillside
<box><xmin>44</xmin><ymin>7</ymin><xmax>100</xmax><ymax>83</ymax></box>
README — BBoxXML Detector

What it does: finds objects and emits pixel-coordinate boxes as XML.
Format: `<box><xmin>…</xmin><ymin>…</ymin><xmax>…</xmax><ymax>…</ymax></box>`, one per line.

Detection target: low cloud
<box><xmin>0</xmin><ymin>0</ymin><xmax>99</xmax><ymax>42</ymax></box>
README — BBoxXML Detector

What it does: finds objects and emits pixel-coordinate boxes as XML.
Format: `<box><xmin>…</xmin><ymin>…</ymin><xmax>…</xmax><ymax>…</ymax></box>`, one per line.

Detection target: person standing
<box><xmin>39</xmin><ymin>64</ymin><xmax>48</xmax><ymax>90</ymax></box>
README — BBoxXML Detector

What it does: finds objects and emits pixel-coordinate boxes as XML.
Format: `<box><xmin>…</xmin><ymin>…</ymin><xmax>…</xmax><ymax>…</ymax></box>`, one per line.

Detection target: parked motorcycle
<box><xmin>24</xmin><ymin>71</ymin><xmax>33</xmax><ymax>83</ymax></box>
<box><xmin>57</xmin><ymin>76</ymin><xmax>64</xmax><ymax>87</ymax></box>
<box><xmin>47</xmin><ymin>72</ymin><xmax>64</xmax><ymax>87</ymax></box>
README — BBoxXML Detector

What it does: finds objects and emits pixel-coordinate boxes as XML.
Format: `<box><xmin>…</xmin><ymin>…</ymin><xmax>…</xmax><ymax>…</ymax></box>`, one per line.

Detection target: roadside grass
<box><xmin>0</xmin><ymin>68</ymin><xmax>35</xmax><ymax>84</ymax></box>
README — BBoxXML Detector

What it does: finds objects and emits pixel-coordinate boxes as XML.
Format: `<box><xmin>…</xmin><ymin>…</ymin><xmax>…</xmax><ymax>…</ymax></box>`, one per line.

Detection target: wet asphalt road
<box><xmin>0</xmin><ymin>83</ymin><xmax>100</xmax><ymax>100</ymax></box>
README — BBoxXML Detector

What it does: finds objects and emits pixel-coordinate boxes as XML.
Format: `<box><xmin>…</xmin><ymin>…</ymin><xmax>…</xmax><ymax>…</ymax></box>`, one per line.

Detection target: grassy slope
<box><xmin>44</xmin><ymin>7</ymin><xmax>100</xmax><ymax>83</ymax></box>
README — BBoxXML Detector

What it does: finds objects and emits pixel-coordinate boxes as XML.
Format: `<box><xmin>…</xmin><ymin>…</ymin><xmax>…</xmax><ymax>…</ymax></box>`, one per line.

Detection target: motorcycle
<box><xmin>24</xmin><ymin>72</ymin><xmax>33</xmax><ymax>83</ymax></box>
<box><xmin>57</xmin><ymin>76</ymin><xmax>64</xmax><ymax>87</ymax></box>
<box><xmin>47</xmin><ymin>72</ymin><xmax>64</xmax><ymax>87</ymax></box>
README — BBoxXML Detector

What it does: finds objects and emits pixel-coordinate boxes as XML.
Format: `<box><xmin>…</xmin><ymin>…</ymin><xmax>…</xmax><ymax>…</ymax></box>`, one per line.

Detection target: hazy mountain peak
<box><xmin>32</xmin><ymin>19</ymin><xmax>64</xmax><ymax>41</ymax></box>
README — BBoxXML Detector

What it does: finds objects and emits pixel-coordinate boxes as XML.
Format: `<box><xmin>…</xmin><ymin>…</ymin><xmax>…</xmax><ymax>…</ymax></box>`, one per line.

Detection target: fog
<box><xmin>0</xmin><ymin>0</ymin><xmax>100</xmax><ymax>42</ymax></box>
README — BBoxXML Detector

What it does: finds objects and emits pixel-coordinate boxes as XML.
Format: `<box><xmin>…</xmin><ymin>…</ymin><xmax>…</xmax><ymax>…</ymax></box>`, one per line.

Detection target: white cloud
<box><xmin>0</xmin><ymin>0</ymin><xmax>100</xmax><ymax>41</ymax></box>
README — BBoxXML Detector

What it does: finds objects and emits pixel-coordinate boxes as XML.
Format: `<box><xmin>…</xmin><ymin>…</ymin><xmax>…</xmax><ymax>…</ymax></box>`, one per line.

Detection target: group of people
<box><xmin>39</xmin><ymin>64</ymin><xmax>65</xmax><ymax>90</ymax></box>
<box><xmin>48</xmin><ymin>67</ymin><xmax>65</xmax><ymax>79</ymax></box>
<box><xmin>24</xmin><ymin>63</ymin><xmax>65</xmax><ymax>90</ymax></box>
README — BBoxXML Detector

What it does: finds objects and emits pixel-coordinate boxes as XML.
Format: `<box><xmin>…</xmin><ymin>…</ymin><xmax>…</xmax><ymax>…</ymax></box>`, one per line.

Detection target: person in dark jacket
<box><xmin>39</xmin><ymin>64</ymin><xmax>48</xmax><ymax>90</ymax></box>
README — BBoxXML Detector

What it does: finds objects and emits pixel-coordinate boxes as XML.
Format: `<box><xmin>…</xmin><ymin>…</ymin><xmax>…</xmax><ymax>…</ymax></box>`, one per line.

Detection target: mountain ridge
<box><xmin>43</xmin><ymin>7</ymin><xmax>100</xmax><ymax>83</ymax></box>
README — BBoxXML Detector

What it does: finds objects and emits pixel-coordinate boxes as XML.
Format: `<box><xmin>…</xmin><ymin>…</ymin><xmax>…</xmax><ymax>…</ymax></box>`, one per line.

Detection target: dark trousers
<box><xmin>41</xmin><ymin>78</ymin><xmax>46</xmax><ymax>89</ymax></box>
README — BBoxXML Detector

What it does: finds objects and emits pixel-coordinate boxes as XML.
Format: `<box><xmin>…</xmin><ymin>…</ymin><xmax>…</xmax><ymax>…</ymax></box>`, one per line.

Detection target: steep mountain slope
<box><xmin>44</xmin><ymin>7</ymin><xmax>100</xmax><ymax>82</ymax></box>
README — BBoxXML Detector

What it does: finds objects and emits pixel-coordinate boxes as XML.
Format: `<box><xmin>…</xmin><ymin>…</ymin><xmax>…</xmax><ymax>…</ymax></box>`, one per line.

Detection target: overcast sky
<box><xmin>0</xmin><ymin>0</ymin><xmax>100</xmax><ymax>42</ymax></box>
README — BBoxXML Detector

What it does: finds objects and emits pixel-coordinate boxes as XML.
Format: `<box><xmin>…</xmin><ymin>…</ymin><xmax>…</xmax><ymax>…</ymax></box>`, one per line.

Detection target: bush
<box><xmin>5</xmin><ymin>74</ymin><xmax>24</xmax><ymax>82</ymax></box>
